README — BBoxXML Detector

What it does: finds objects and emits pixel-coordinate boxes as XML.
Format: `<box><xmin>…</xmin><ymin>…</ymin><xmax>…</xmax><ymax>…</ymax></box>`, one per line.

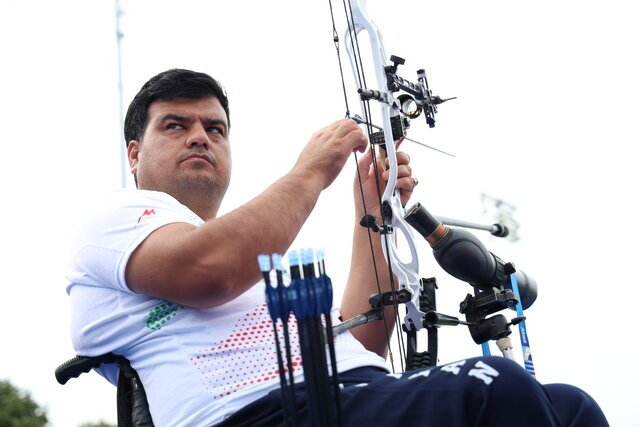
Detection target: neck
<box><xmin>172</xmin><ymin>190</ymin><xmax>219</xmax><ymax>221</ymax></box>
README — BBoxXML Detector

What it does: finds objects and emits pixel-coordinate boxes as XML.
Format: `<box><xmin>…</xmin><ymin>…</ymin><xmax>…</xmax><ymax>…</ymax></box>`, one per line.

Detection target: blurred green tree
<box><xmin>0</xmin><ymin>380</ymin><xmax>48</xmax><ymax>427</ymax></box>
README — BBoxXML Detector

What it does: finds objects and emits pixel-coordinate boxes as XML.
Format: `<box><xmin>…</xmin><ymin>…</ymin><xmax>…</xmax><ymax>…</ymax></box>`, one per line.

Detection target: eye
<box><xmin>207</xmin><ymin>126</ymin><xmax>224</xmax><ymax>135</ymax></box>
<box><xmin>167</xmin><ymin>123</ymin><xmax>185</xmax><ymax>130</ymax></box>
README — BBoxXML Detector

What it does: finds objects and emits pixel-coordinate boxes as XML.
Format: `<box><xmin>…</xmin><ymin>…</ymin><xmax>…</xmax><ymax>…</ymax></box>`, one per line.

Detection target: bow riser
<box><xmin>345</xmin><ymin>0</ymin><xmax>425</xmax><ymax>332</ymax></box>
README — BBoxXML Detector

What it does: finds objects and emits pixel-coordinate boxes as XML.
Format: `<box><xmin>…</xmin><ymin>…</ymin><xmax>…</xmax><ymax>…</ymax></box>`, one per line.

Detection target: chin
<box><xmin>176</xmin><ymin>175</ymin><xmax>218</xmax><ymax>193</ymax></box>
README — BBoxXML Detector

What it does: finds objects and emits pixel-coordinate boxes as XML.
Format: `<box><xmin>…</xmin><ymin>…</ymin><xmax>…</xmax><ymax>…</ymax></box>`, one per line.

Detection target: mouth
<box><xmin>183</xmin><ymin>153</ymin><xmax>214</xmax><ymax>165</ymax></box>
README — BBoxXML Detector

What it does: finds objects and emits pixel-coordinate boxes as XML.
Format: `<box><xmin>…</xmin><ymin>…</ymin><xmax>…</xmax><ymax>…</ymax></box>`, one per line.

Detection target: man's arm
<box><xmin>126</xmin><ymin>119</ymin><xmax>368</xmax><ymax>308</ymax></box>
<box><xmin>340</xmin><ymin>148</ymin><xmax>415</xmax><ymax>358</ymax></box>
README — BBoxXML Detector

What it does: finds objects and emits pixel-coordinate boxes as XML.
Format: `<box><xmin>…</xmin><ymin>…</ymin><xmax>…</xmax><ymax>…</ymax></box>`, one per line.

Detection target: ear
<box><xmin>127</xmin><ymin>140</ymin><xmax>141</xmax><ymax>175</ymax></box>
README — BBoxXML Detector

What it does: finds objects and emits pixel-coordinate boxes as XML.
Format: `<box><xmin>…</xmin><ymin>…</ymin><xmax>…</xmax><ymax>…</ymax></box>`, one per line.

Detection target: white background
<box><xmin>1</xmin><ymin>1</ymin><xmax>638</xmax><ymax>426</ymax></box>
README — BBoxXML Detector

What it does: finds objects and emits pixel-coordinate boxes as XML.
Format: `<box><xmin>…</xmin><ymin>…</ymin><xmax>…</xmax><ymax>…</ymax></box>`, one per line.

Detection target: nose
<box><xmin>186</xmin><ymin>124</ymin><xmax>210</xmax><ymax>149</ymax></box>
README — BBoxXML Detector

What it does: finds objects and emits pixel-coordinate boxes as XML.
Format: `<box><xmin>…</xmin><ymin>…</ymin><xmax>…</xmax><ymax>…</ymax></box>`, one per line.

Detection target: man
<box><xmin>66</xmin><ymin>69</ymin><xmax>607</xmax><ymax>426</ymax></box>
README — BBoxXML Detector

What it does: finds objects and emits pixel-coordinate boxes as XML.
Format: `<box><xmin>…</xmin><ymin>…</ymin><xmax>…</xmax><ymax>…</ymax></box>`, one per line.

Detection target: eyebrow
<box><xmin>160</xmin><ymin>114</ymin><xmax>228</xmax><ymax>134</ymax></box>
<box><xmin>161</xmin><ymin>114</ymin><xmax>190</xmax><ymax>124</ymax></box>
<box><xmin>206</xmin><ymin>118</ymin><xmax>229</xmax><ymax>134</ymax></box>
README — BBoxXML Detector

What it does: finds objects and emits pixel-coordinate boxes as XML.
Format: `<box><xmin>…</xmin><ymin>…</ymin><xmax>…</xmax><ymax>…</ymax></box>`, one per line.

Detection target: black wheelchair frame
<box><xmin>55</xmin><ymin>354</ymin><xmax>153</xmax><ymax>427</ymax></box>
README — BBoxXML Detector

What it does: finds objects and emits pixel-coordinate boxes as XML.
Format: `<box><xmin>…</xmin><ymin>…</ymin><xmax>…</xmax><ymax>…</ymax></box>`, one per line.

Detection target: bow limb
<box><xmin>345</xmin><ymin>0</ymin><xmax>425</xmax><ymax>332</ymax></box>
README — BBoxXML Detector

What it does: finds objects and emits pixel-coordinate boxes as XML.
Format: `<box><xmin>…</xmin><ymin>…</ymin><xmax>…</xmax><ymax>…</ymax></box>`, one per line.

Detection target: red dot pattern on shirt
<box><xmin>191</xmin><ymin>303</ymin><xmax>303</xmax><ymax>400</ymax></box>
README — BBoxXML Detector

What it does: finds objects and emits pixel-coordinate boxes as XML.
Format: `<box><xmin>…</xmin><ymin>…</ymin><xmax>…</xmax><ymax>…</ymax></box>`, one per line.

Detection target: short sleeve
<box><xmin>65</xmin><ymin>190</ymin><xmax>203</xmax><ymax>294</ymax></box>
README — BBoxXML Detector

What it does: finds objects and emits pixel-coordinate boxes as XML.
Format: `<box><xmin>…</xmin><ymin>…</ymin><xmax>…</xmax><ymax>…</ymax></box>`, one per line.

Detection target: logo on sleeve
<box><xmin>137</xmin><ymin>208</ymin><xmax>157</xmax><ymax>224</ymax></box>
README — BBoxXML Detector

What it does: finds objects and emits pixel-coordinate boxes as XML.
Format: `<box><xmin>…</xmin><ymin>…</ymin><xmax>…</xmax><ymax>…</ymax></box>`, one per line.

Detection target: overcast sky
<box><xmin>1</xmin><ymin>0</ymin><xmax>638</xmax><ymax>426</ymax></box>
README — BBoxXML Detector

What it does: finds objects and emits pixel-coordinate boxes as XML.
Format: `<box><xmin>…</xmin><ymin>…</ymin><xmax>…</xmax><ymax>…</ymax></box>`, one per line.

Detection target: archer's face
<box><xmin>128</xmin><ymin>96</ymin><xmax>231</xmax><ymax>204</ymax></box>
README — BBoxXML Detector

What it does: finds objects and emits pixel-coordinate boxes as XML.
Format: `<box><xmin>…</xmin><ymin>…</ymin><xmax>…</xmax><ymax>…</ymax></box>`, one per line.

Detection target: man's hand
<box><xmin>292</xmin><ymin>119</ymin><xmax>368</xmax><ymax>190</ymax></box>
<box><xmin>343</xmin><ymin>143</ymin><xmax>416</xmax><ymax>358</ymax></box>
<box><xmin>354</xmin><ymin>145</ymin><xmax>416</xmax><ymax>221</ymax></box>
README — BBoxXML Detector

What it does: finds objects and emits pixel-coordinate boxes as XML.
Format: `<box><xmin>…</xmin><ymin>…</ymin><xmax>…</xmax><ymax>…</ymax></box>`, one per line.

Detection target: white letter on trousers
<box><xmin>468</xmin><ymin>361</ymin><xmax>500</xmax><ymax>386</ymax></box>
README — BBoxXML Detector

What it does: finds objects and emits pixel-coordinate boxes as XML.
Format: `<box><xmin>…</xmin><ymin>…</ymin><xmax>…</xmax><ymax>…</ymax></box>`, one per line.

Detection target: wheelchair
<box><xmin>55</xmin><ymin>354</ymin><xmax>153</xmax><ymax>427</ymax></box>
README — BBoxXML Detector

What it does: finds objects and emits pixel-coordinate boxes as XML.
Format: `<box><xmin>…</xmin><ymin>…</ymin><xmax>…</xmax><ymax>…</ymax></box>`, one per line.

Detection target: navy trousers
<box><xmin>217</xmin><ymin>356</ymin><xmax>608</xmax><ymax>427</ymax></box>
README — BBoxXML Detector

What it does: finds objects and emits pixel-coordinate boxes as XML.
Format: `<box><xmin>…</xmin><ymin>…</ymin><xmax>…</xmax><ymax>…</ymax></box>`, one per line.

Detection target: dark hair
<box><xmin>124</xmin><ymin>69</ymin><xmax>230</xmax><ymax>146</ymax></box>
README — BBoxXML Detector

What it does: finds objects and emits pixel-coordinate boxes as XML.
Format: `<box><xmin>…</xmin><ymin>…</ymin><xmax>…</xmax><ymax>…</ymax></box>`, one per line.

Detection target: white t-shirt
<box><xmin>65</xmin><ymin>189</ymin><xmax>387</xmax><ymax>426</ymax></box>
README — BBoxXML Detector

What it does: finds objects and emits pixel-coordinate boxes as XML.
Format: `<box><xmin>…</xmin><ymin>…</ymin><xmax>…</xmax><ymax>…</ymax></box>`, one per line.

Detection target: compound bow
<box><xmin>329</xmin><ymin>0</ymin><xmax>451</xmax><ymax>370</ymax></box>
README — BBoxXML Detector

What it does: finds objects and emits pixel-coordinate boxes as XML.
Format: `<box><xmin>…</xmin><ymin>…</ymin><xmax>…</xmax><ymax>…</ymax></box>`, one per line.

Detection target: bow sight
<box><xmin>358</xmin><ymin>54</ymin><xmax>456</xmax><ymax>147</ymax></box>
